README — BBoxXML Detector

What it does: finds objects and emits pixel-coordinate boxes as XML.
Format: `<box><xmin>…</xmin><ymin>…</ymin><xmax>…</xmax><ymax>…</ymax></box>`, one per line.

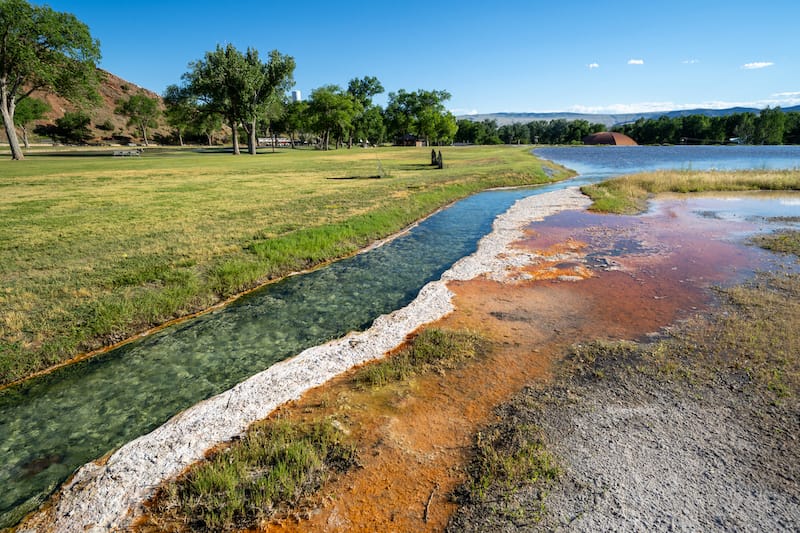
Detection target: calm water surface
<box><xmin>535</xmin><ymin>145</ymin><xmax>800</xmax><ymax>179</ymax></box>
<box><xmin>2</xmin><ymin>145</ymin><xmax>799</xmax><ymax>526</ymax></box>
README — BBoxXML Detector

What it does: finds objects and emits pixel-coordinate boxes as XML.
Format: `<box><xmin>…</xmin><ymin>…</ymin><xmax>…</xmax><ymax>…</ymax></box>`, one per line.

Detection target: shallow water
<box><xmin>264</xmin><ymin>191</ymin><xmax>799</xmax><ymax>533</ymax></box>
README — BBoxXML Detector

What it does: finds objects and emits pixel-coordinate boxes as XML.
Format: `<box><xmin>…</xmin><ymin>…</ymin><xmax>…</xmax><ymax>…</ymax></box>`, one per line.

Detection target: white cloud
<box><xmin>568</xmin><ymin>91</ymin><xmax>800</xmax><ymax>115</ymax></box>
<box><xmin>682</xmin><ymin>59</ymin><xmax>700</xmax><ymax>64</ymax></box>
<box><xmin>742</xmin><ymin>61</ymin><xmax>774</xmax><ymax>69</ymax></box>
<box><xmin>450</xmin><ymin>108</ymin><xmax>479</xmax><ymax>116</ymax></box>
<box><xmin>772</xmin><ymin>91</ymin><xmax>800</xmax><ymax>98</ymax></box>
<box><xmin>627</xmin><ymin>59</ymin><xmax>644</xmax><ymax>65</ymax></box>
<box><xmin>587</xmin><ymin>62</ymin><xmax>600</xmax><ymax>69</ymax></box>
<box><xmin>569</xmin><ymin>102</ymin><xmax>677</xmax><ymax>114</ymax></box>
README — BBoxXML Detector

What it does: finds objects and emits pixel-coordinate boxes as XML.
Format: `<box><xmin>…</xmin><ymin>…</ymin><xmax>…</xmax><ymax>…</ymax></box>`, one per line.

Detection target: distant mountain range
<box><xmin>458</xmin><ymin>105</ymin><xmax>800</xmax><ymax>128</ymax></box>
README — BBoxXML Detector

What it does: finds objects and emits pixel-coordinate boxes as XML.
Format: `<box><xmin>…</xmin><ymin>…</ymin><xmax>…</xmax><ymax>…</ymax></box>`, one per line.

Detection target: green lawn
<box><xmin>0</xmin><ymin>145</ymin><xmax>567</xmax><ymax>385</ymax></box>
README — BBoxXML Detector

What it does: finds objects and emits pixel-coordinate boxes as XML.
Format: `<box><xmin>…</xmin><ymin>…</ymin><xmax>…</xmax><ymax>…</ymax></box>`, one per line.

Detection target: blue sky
<box><xmin>43</xmin><ymin>0</ymin><xmax>800</xmax><ymax>115</ymax></box>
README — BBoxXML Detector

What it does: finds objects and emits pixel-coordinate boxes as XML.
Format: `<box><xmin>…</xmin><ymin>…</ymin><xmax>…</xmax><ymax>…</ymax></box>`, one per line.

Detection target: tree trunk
<box><xmin>141</xmin><ymin>123</ymin><xmax>149</xmax><ymax>146</ymax></box>
<box><xmin>1</xmin><ymin>96</ymin><xmax>24</xmax><ymax>160</ymax></box>
<box><xmin>178</xmin><ymin>132</ymin><xmax>184</xmax><ymax>147</ymax></box>
<box><xmin>247</xmin><ymin>118</ymin><xmax>257</xmax><ymax>155</ymax></box>
<box><xmin>206</xmin><ymin>133</ymin><xmax>213</xmax><ymax>146</ymax></box>
<box><xmin>21</xmin><ymin>125</ymin><xmax>29</xmax><ymax>149</ymax></box>
<box><xmin>230</xmin><ymin>117</ymin><xmax>240</xmax><ymax>155</ymax></box>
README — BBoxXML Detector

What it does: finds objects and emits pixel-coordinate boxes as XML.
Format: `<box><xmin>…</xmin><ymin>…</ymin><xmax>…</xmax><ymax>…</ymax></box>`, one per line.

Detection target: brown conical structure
<box><xmin>583</xmin><ymin>131</ymin><xmax>638</xmax><ymax>145</ymax></box>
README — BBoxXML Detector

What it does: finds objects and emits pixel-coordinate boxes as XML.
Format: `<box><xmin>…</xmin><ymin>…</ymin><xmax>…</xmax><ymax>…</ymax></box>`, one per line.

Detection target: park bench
<box><xmin>113</xmin><ymin>149</ymin><xmax>142</xmax><ymax>156</ymax></box>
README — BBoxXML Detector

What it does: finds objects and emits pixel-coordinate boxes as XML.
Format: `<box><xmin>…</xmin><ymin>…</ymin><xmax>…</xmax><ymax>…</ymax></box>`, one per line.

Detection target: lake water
<box><xmin>535</xmin><ymin>145</ymin><xmax>800</xmax><ymax>180</ymax></box>
<box><xmin>1</xmin><ymin>145</ymin><xmax>799</xmax><ymax>527</ymax></box>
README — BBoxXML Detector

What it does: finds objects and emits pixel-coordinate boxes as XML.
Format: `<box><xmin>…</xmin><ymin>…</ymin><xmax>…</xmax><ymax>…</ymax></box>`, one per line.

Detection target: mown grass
<box><xmin>0</xmin><ymin>146</ymin><xmax>567</xmax><ymax>385</ymax></box>
<box><xmin>148</xmin><ymin>418</ymin><xmax>357</xmax><ymax>532</ymax></box>
<box><xmin>353</xmin><ymin>328</ymin><xmax>489</xmax><ymax>388</ymax></box>
<box><xmin>581</xmin><ymin>169</ymin><xmax>800</xmax><ymax>214</ymax></box>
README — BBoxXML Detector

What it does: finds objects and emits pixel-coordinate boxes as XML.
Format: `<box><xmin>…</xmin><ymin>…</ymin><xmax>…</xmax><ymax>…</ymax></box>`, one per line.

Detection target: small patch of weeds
<box><xmin>353</xmin><ymin>328</ymin><xmax>489</xmax><ymax>388</ymax></box>
<box><xmin>149</xmin><ymin>418</ymin><xmax>357</xmax><ymax>532</ymax></box>
<box><xmin>751</xmin><ymin>229</ymin><xmax>800</xmax><ymax>257</ymax></box>
<box><xmin>453</xmin><ymin>422</ymin><xmax>560</xmax><ymax>526</ymax></box>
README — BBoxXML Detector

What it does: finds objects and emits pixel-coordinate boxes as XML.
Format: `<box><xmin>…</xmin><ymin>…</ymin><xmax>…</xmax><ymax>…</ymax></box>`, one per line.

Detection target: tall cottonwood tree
<box><xmin>384</xmin><ymin>89</ymin><xmax>454</xmax><ymax>145</ymax></box>
<box><xmin>0</xmin><ymin>0</ymin><xmax>100</xmax><ymax>160</ymax></box>
<box><xmin>183</xmin><ymin>44</ymin><xmax>246</xmax><ymax>154</ymax></box>
<box><xmin>162</xmin><ymin>84</ymin><xmax>195</xmax><ymax>146</ymax></box>
<box><xmin>307</xmin><ymin>85</ymin><xmax>357</xmax><ymax>150</ymax></box>
<box><xmin>346</xmin><ymin>75</ymin><xmax>383</xmax><ymax>147</ymax></box>
<box><xmin>182</xmin><ymin>44</ymin><xmax>294</xmax><ymax>155</ymax></box>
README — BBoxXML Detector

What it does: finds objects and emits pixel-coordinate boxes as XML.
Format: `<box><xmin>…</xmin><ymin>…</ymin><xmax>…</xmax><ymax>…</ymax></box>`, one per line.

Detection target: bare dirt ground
<box><xmin>448</xmin><ymin>203</ymin><xmax>800</xmax><ymax>532</ymax></box>
<box><xmin>448</xmin><ymin>341</ymin><xmax>800</xmax><ymax>532</ymax></box>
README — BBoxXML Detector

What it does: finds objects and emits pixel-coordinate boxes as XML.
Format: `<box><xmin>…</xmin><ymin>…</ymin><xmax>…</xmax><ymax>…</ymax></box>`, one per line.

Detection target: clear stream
<box><xmin>1</xmin><ymin>145</ymin><xmax>799</xmax><ymax>526</ymax></box>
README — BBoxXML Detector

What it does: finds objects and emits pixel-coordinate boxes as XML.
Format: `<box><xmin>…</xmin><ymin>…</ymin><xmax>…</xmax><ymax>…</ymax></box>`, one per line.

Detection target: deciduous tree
<box><xmin>12</xmin><ymin>96</ymin><xmax>49</xmax><ymax>148</ymax></box>
<box><xmin>163</xmin><ymin>84</ymin><xmax>195</xmax><ymax>146</ymax></box>
<box><xmin>347</xmin><ymin>76</ymin><xmax>383</xmax><ymax>147</ymax></box>
<box><xmin>54</xmin><ymin>110</ymin><xmax>91</xmax><ymax>144</ymax></box>
<box><xmin>0</xmin><ymin>0</ymin><xmax>100</xmax><ymax>159</ymax></box>
<box><xmin>384</xmin><ymin>89</ymin><xmax>453</xmax><ymax>145</ymax></box>
<box><xmin>307</xmin><ymin>85</ymin><xmax>357</xmax><ymax>150</ymax></box>
<box><xmin>182</xmin><ymin>44</ymin><xmax>294</xmax><ymax>155</ymax></box>
<box><xmin>115</xmin><ymin>92</ymin><xmax>160</xmax><ymax>146</ymax></box>
<box><xmin>755</xmin><ymin>106</ymin><xmax>786</xmax><ymax>145</ymax></box>
<box><xmin>183</xmin><ymin>44</ymin><xmax>249</xmax><ymax>155</ymax></box>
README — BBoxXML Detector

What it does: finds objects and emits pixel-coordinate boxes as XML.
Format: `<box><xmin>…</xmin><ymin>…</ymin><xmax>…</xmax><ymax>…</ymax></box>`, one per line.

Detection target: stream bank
<box><xmin>18</xmin><ymin>189</ymin><xmax>591</xmax><ymax>532</ymax></box>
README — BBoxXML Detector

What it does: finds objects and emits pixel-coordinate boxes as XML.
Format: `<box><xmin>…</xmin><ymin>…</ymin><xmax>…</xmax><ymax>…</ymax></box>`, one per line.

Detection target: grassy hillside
<box><xmin>0</xmin><ymin>145</ymin><xmax>567</xmax><ymax>385</ymax></box>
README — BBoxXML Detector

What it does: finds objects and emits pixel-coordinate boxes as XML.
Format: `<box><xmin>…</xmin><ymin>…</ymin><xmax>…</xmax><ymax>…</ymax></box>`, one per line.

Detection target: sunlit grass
<box><xmin>581</xmin><ymin>169</ymin><xmax>800</xmax><ymax>213</ymax></box>
<box><xmin>149</xmin><ymin>418</ymin><xmax>357</xmax><ymax>532</ymax></box>
<box><xmin>0</xmin><ymin>146</ymin><xmax>567</xmax><ymax>384</ymax></box>
<box><xmin>353</xmin><ymin>328</ymin><xmax>489</xmax><ymax>388</ymax></box>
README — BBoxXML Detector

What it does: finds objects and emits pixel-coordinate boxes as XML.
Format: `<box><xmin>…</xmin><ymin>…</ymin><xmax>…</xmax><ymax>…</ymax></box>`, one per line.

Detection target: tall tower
<box><xmin>291</xmin><ymin>90</ymin><xmax>302</xmax><ymax>103</ymax></box>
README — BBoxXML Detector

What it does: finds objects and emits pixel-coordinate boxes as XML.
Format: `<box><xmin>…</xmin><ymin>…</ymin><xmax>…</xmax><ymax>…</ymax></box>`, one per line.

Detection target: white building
<box><xmin>291</xmin><ymin>90</ymin><xmax>302</xmax><ymax>102</ymax></box>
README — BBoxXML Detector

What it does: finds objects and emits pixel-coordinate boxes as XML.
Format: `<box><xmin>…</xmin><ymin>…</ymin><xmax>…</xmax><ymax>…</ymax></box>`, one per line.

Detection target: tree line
<box><xmin>612</xmin><ymin>108</ymin><xmax>800</xmax><ymax>145</ymax></box>
<box><xmin>4</xmin><ymin>0</ymin><xmax>800</xmax><ymax>160</ymax></box>
<box><xmin>454</xmin><ymin>118</ymin><xmax>607</xmax><ymax>145</ymax></box>
<box><xmin>0</xmin><ymin>0</ymin><xmax>457</xmax><ymax>159</ymax></box>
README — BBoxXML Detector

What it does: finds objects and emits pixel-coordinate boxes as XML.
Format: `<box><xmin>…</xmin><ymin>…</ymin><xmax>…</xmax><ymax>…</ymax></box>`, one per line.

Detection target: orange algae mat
<box><xmin>245</xmin><ymin>201</ymin><xmax>772</xmax><ymax>532</ymax></box>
